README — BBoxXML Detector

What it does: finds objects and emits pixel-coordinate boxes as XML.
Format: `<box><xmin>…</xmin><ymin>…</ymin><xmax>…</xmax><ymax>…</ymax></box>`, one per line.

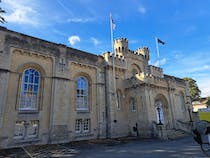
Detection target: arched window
<box><xmin>117</xmin><ymin>90</ymin><xmax>121</xmax><ymax>110</ymax></box>
<box><xmin>76</xmin><ymin>77</ymin><xmax>88</xmax><ymax>111</ymax></box>
<box><xmin>130</xmin><ymin>98</ymin><xmax>136</xmax><ymax>111</ymax></box>
<box><xmin>19</xmin><ymin>68</ymin><xmax>40</xmax><ymax>110</ymax></box>
<box><xmin>155</xmin><ymin>102</ymin><xmax>164</xmax><ymax>124</ymax></box>
<box><xmin>131</xmin><ymin>69</ymin><xmax>138</xmax><ymax>76</ymax></box>
<box><xmin>130</xmin><ymin>64</ymin><xmax>141</xmax><ymax>77</ymax></box>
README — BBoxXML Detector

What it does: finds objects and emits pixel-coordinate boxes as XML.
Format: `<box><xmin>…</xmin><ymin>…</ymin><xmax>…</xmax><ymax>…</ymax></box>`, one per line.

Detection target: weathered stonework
<box><xmin>0</xmin><ymin>26</ymin><xmax>192</xmax><ymax>148</ymax></box>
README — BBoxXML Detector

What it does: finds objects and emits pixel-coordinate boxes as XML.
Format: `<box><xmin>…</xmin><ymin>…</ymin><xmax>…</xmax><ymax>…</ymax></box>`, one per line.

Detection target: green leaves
<box><xmin>206</xmin><ymin>96</ymin><xmax>210</xmax><ymax>107</ymax></box>
<box><xmin>0</xmin><ymin>1</ymin><xmax>6</xmax><ymax>23</ymax></box>
<box><xmin>183</xmin><ymin>77</ymin><xmax>201</xmax><ymax>101</ymax></box>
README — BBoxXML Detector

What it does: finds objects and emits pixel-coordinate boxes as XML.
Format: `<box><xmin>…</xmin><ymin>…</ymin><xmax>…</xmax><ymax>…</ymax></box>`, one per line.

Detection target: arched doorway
<box><xmin>154</xmin><ymin>94</ymin><xmax>169</xmax><ymax>126</ymax></box>
<box><xmin>155</xmin><ymin>101</ymin><xmax>164</xmax><ymax>124</ymax></box>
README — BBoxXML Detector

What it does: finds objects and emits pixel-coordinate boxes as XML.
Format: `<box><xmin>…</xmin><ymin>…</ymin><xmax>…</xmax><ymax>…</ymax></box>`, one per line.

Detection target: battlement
<box><xmin>149</xmin><ymin>65</ymin><xmax>163</xmax><ymax>78</ymax></box>
<box><xmin>102</xmin><ymin>51</ymin><xmax>126</xmax><ymax>68</ymax></box>
<box><xmin>114</xmin><ymin>38</ymin><xmax>128</xmax><ymax>56</ymax></box>
<box><xmin>127</xmin><ymin>49</ymin><xmax>145</xmax><ymax>60</ymax></box>
<box><xmin>114</xmin><ymin>38</ymin><xmax>128</xmax><ymax>44</ymax></box>
<box><xmin>135</xmin><ymin>47</ymin><xmax>150</xmax><ymax>60</ymax></box>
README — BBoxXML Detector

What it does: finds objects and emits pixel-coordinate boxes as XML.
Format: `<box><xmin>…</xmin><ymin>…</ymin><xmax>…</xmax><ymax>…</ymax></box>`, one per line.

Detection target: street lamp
<box><xmin>157</xmin><ymin>106</ymin><xmax>163</xmax><ymax>125</ymax></box>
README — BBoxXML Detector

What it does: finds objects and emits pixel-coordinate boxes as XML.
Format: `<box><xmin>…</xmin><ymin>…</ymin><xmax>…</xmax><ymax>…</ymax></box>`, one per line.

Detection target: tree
<box><xmin>206</xmin><ymin>96</ymin><xmax>210</xmax><ymax>108</ymax></box>
<box><xmin>183</xmin><ymin>77</ymin><xmax>201</xmax><ymax>101</ymax></box>
<box><xmin>0</xmin><ymin>0</ymin><xmax>6</xmax><ymax>23</ymax></box>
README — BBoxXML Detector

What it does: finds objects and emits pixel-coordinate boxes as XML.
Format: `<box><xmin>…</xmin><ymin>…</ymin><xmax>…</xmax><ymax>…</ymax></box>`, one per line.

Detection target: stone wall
<box><xmin>0</xmin><ymin>27</ymin><xmax>191</xmax><ymax>148</ymax></box>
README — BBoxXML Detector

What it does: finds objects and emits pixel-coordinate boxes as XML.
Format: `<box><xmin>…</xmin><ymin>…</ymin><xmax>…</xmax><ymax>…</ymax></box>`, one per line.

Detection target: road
<box><xmin>73</xmin><ymin>137</ymin><xmax>207</xmax><ymax>158</ymax></box>
<box><xmin>0</xmin><ymin>136</ymin><xmax>208</xmax><ymax>158</ymax></box>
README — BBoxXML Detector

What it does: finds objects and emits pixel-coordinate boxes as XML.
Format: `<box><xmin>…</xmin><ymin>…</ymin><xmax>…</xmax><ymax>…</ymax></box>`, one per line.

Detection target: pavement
<box><xmin>0</xmin><ymin>136</ymin><xmax>209</xmax><ymax>158</ymax></box>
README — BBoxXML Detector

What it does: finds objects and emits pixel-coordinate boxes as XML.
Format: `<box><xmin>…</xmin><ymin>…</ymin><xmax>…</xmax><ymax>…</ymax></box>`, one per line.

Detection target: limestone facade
<box><xmin>0</xmin><ymin>26</ymin><xmax>191</xmax><ymax>148</ymax></box>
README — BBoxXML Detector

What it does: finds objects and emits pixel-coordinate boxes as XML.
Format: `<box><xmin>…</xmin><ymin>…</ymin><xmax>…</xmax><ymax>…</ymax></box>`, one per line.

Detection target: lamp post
<box><xmin>157</xmin><ymin>106</ymin><xmax>163</xmax><ymax>125</ymax></box>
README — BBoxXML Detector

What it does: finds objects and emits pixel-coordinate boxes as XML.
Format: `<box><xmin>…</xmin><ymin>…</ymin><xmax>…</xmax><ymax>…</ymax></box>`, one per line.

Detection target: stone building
<box><xmin>0</xmin><ymin>26</ymin><xmax>192</xmax><ymax>148</ymax></box>
<box><xmin>192</xmin><ymin>97</ymin><xmax>208</xmax><ymax>112</ymax></box>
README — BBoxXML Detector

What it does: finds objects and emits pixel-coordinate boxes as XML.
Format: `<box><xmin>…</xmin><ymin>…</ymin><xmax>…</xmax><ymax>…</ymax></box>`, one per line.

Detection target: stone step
<box><xmin>167</xmin><ymin>129</ymin><xmax>189</xmax><ymax>140</ymax></box>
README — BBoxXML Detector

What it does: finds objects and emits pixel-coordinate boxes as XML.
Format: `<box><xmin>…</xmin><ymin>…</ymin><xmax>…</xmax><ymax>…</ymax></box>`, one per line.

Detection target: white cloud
<box><xmin>130</xmin><ymin>40</ymin><xmax>138</xmax><ymax>44</ymax></box>
<box><xmin>184</xmin><ymin>25</ymin><xmax>196</xmax><ymax>35</ymax></box>
<box><xmin>90</xmin><ymin>37</ymin><xmax>101</xmax><ymax>46</ymax></box>
<box><xmin>67</xmin><ymin>18</ymin><xmax>95</xmax><ymax>23</ymax></box>
<box><xmin>56</xmin><ymin>0</ymin><xmax>73</xmax><ymax>16</ymax></box>
<box><xmin>68</xmin><ymin>36</ymin><xmax>81</xmax><ymax>46</ymax></box>
<box><xmin>3</xmin><ymin>0</ymin><xmax>39</xmax><ymax>26</ymax></box>
<box><xmin>57</xmin><ymin>0</ymin><xmax>95</xmax><ymax>23</ymax></box>
<box><xmin>154</xmin><ymin>58</ymin><xmax>167</xmax><ymax>67</ymax></box>
<box><xmin>197</xmin><ymin>78</ymin><xmax>210</xmax><ymax>97</ymax></box>
<box><xmin>138</xmin><ymin>6</ymin><xmax>146</xmax><ymax>14</ymax></box>
<box><xmin>181</xmin><ymin>65</ymin><xmax>210</xmax><ymax>74</ymax></box>
<box><xmin>171</xmin><ymin>50</ymin><xmax>183</xmax><ymax>60</ymax></box>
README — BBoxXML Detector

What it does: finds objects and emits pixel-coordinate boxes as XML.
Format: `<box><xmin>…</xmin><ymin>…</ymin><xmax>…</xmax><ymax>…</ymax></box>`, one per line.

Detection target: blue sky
<box><xmin>1</xmin><ymin>0</ymin><xmax>210</xmax><ymax>97</ymax></box>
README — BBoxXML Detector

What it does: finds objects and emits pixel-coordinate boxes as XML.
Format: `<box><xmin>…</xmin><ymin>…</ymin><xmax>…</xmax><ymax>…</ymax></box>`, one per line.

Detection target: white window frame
<box><xmin>14</xmin><ymin>120</ymin><xmax>39</xmax><ymax>140</ymax></box>
<box><xmin>75</xmin><ymin>119</ymin><xmax>90</xmax><ymax>134</ymax></box>
<box><xmin>130</xmin><ymin>98</ymin><xmax>136</xmax><ymax>112</ymax></box>
<box><xmin>27</xmin><ymin>120</ymin><xmax>39</xmax><ymax>138</ymax></box>
<box><xmin>14</xmin><ymin>121</ymin><xmax>25</xmax><ymax>139</ymax></box>
<box><xmin>76</xmin><ymin>77</ymin><xmax>88</xmax><ymax>111</ymax></box>
<box><xmin>75</xmin><ymin>119</ymin><xmax>82</xmax><ymax>133</ymax></box>
<box><xmin>83</xmin><ymin>119</ymin><xmax>90</xmax><ymax>133</ymax></box>
<box><xmin>19</xmin><ymin>68</ymin><xmax>40</xmax><ymax>111</ymax></box>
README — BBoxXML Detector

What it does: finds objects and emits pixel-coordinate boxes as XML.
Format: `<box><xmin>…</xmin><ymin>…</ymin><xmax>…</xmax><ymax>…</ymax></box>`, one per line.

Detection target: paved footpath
<box><xmin>72</xmin><ymin>137</ymin><xmax>207</xmax><ymax>158</ymax></box>
<box><xmin>0</xmin><ymin>137</ymin><xmax>208</xmax><ymax>158</ymax></box>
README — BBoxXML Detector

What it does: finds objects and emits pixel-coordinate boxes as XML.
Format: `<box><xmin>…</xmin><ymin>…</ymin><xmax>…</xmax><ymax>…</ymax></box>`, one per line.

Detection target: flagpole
<box><xmin>155</xmin><ymin>37</ymin><xmax>160</xmax><ymax>67</ymax></box>
<box><xmin>110</xmin><ymin>13</ymin><xmax>117</xmax><ymax>98</ymax></box>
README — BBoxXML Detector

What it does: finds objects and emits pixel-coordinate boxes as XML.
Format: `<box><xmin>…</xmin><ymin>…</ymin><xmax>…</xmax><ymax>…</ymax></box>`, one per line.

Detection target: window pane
<box><xmin>14</xmin><ymin>121</ymin><xmax>25</xmax><ymax>139</ymax></box>
<box><xmin>25</xmin><ymin>69</ymin><xmax>29</xmax><ymax>75</ymax></box>
<box><xmin>34</xmin><ymin>71</ymin><xmax>39</xmax><ymax>76</ymax></box>
<box><xmin>28</xmin><ymin>85</ymin><xmax>33</xmax><ymax>92</ymax></box>
<box><xmin>75</xmin><ymin>119</ymin><xmax>82</xmax><ymax>133</ymax></box>
<box><xmin>76</xmin><ymin>77</ymin><xmax>88</xmax><ymax>110</ymax></box>
<box><xmin>24</xmin><ymin>84</ymin><xmax>27</xmax><ymax>91</ymax></box>
<box><xmin>27</xmin><ymin>120</ymin><xmax>39</xmax><ymax>138</ymax></box>
<box><xmin>24</xmin><ymin>75</ymin><xmax>28</xmax><ymax>83</ymax></box>
<box><xmin>33</xmin><ymin>85</ymin><xmax>39</xmax><ymax>92</ymax></box>
<box><xmin>29</xmin><ymin>75</ymin><xmax>33</xmax><ymax>83</ymax></box>
<box><xmin>83</xmin><ymin>119</ymin><xmax>90</xmax><ymax>132</ymax></box>
<box><xmin>35</xmin><ymin>76</ymin><xmax>39</xmax><ymax>84</ymax></box>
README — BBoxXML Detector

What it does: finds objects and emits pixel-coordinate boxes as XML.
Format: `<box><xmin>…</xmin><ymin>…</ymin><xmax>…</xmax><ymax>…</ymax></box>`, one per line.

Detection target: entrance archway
<box><xmin>154</xmin><ymin>94</ymin><xmax>169</xmax><ymax>126</ymax></box>
<box><xmin>155</xmin><ymin>101</ymin><xmax>164</xmax><ymax>124</ymax></box>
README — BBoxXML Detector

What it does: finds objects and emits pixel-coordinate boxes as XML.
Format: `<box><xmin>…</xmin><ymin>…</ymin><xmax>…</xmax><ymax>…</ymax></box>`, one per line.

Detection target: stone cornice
<box><xmin>125</xmin><ymin>82</ymin><xmax>175</xmax><ymax>91</ymax></box>
<box><xmin>12</xmin><ymin>47</ymin><xmax>54</xmax><ymax>60</ymax></box>
<box><xmin>70</xmin><ymin>61</ymin><xmax>98</xmax><ymax>70</ymax></box>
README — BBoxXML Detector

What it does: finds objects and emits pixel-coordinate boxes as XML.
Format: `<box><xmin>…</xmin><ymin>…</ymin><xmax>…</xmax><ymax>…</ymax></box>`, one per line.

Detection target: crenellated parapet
<box><xmin>114</xmin><ymin>38</ymin><xmax>128</xmax><ymax>56</ymax></box>
<box><xmin>126</xmin><ymin>49</ymin><xmax>145</xmax><ymax>60</ymax></box>
<box><xmin>135</xmin><ymin>47</ymin><xmax>150</xmax><ymax>61</ymax></box>
<box><xmin>164</xmin><ymin>74</ymin><xmax>186</xmax><ymax>86</ymax></box>
<box><xmin>148</xmin><ymin>65</ymin><xmax>163</xmax><ymax>78</ymax></box>
<box><xmin>102</xmin><ymin>51</ymin><xmax>126</xmax><ymax>69</ymax></box>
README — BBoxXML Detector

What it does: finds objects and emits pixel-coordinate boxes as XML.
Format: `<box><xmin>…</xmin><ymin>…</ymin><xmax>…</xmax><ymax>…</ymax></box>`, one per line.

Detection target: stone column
<box><xmin>157</xmin><ymin>125</ymin><xmax>168</xmax><ymax>140</ymax></box>
<box><xmin>0</xmin><ymin>71</ymin><xmax>9</xmax><ymax>127</ymax></box>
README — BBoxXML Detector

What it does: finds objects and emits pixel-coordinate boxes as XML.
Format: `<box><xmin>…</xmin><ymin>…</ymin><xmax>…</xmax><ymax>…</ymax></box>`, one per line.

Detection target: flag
<box><xmin>157</xmin><ymin>38</ymin><xmax>165</xmax><ymax>45</ymax></box>
<box><xmin>110</xmin><ymin>13</ymin><xmax>116</xmax><ymax>30</ymax></box>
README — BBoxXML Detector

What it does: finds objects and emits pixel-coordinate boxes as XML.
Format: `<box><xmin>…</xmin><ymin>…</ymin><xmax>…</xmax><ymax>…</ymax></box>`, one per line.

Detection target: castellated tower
<box><xmin>135</xmin><ymin>47</ymin><xmax>150</xmax><ymax>61</ymax></box>
<box><xmin>114</xmin><ymin>38</ymin><xmax>128</xmax><ymax>57</ymax></box>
